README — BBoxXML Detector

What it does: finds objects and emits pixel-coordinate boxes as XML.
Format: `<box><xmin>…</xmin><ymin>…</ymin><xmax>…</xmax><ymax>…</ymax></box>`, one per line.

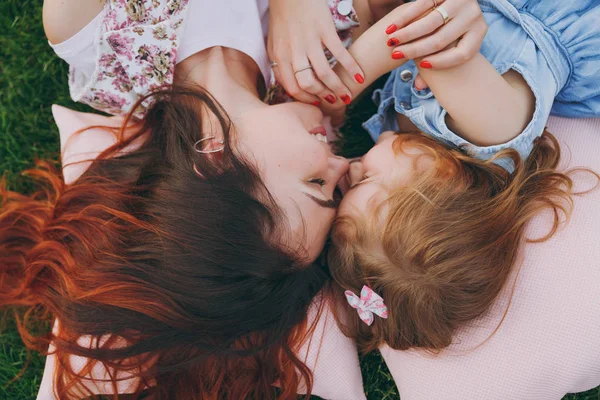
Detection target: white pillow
<box><xmin>380</xmin><ymin>116</ymin><xmax>600</xmax><ymax>400</ymax></box>
<box><xmin>36</xmin><ymin>106</ymin><xmax>365</xmax><ymax>400</ymax></box>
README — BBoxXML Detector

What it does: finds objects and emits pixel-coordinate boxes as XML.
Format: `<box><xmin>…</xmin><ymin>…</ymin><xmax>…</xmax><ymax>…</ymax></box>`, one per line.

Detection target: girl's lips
<box><xmin>337</xmin><ymin>173</ymin><xmax>351</xmax><ymax>196</ymax></box>
<box><xmin>309</xmin><ymin>125</ymin><xmax>327</xmax><ymax>136</ymax></box>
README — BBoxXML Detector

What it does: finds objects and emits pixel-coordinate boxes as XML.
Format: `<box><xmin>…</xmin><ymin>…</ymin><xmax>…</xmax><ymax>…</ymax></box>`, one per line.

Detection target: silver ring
<box><xmin>194</xmin><ymin>136</ymin><xmax>225</xmax><ymax>154</ymax></box>
<box><xmin>433</xmin><ymin>6</ymin><xmax>450</xmax><ymax>25</ymax></box>
<box><xmin>294</xmin><ymin>65</ymin><xmax>313</xmax><ymax>75</ymax></box>
<box><xmin>270</xmin><ymin>60</ymin><xmax>278</xmax><ymax>68</ymax></box>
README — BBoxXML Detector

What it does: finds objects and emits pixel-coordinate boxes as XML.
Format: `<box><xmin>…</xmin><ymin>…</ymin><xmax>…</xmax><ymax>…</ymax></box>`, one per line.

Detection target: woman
<box><xmin>2</xmin><ymin>0</ymin><xmax>485</xmax><ymax>399</ymax></box>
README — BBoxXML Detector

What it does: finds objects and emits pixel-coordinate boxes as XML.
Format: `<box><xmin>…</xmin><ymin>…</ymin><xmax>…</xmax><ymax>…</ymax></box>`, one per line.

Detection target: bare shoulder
<box><xmin>43</xmin><ymin>0</ymin><xmax>106</xmax><ymax>44</ymax></box>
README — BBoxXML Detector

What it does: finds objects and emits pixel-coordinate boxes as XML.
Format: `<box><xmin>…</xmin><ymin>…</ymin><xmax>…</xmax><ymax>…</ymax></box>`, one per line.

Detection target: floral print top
<box><xmin>69</xmin><ymin>0</ymin><xmax>189</xmax><ymax>117</ymax></box>
<box><xmin>65</xmin><ymin>0</ymin><xmax>359</xmax><ymax>117</ymax></box>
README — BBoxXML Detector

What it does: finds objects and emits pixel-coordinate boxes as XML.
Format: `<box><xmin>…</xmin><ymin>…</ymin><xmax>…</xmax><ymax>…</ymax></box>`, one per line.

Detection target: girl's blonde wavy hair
<box><xmin>329</xmin><ymin>130</ymin><xmax>597</xmax><ymax>353</ymax></box>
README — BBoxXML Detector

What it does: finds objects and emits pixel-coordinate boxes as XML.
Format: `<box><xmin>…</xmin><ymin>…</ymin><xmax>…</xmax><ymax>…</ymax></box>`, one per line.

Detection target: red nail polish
<box><xmin>420</xmin><ymin>60</ymin><xmax>433</xmax><ymax>69</ymax></box>
<box><xmin>354</xmin><ymin>73</ymin><xmax>364</xmax><ymax>84</ymax></box>
<box><xmin>325</xmin><ymin>94</ymin><xmax>336</xmax><ymax>104</ymax></box>
<box><xmin>312</xmin><ymin>100</ymin><xmax>321</xmax><ymax>107</ymax></box>
<box><xmin>385</xmin><ymin>24</ymin><xmax>397</xmax><ymax>35</ymax></box>
<box><xmin>387</xmin><ymin>38</ymin><xmax>400</xmax><ymax>47</ymax></box>
<box><xmin>392</xmin><ymin>51</ymin><xmax>404</xmax><ymax>60</ymax></box>
<box><xmin>341</xmin><ymin>94</ymin><xmax>351</xmax><ymax>105</ymax></box>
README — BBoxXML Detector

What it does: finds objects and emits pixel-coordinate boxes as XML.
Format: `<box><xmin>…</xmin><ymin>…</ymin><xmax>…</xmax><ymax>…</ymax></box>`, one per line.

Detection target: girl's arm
<box><xmin>334</xmin><ymin>6</ymin><xmax>535</xmax><ymax>146</ymax></box>
<box><xmin>416</xmin><ymin>55</ymin><xmax>535</xmax><ymax>146</ymax></box>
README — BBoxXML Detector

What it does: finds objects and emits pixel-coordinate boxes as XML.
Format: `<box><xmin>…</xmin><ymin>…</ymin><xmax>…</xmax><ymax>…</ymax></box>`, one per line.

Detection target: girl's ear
<box><xmin>438</xmin><ymin>158</ymin><xmax>459</xmax><ymax>180</ymax></box>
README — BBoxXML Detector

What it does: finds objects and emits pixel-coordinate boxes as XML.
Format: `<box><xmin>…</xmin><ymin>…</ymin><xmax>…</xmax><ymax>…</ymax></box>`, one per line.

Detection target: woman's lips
<box><xmin>309</xmin><ymin>125</ymin><xmax>328</xmax><ymax>143</ymax></box>
<box><xmin>309</xmin><ymin>125</ymin><xmax>327</xmax><ymax>136</ymax></box>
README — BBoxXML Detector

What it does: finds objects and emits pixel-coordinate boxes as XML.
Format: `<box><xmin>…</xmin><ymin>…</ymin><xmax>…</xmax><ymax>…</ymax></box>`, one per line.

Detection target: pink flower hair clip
<box><xmin>344</xmin><ymin>285</ymin><xmax>389</xmax><ymax>326</ymax></box>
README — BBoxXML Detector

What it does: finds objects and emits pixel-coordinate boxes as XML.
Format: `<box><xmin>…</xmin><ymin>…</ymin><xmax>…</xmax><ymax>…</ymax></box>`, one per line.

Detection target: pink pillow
<box><xmin>53</xmin><ymin>104</ymin><xmax>125</xmax><ymax>185</ymax></box>
<box><xmin>38</xmin><ymin>106</ymin><xmax>366</xmax><ymax>400</ymax></box>
<box><xmin>297</xmin><ymin>297</ymin><xmax>366</xmax><ymax>400</ymax></box>
<box><xmin>380</xmin><ymin>116</ymin><xmax>600</xmax><ymax>399</ymax></box>
<box><xmin>37</xmin><ymin>300</ymin><xmax>365</xmax><ymax>400</ymax></box>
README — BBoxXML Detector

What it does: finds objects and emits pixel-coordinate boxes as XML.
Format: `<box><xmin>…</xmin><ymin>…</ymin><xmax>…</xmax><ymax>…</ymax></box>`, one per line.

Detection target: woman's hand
<box><xmin>267</xmin><ymin>0</ymin><xmax>365</xmax><ymax>106</ymax></box>
<box><xmin>384</xmin><ymin>0</ymin><xmax>487</xmax><ymax>70</ymax></box>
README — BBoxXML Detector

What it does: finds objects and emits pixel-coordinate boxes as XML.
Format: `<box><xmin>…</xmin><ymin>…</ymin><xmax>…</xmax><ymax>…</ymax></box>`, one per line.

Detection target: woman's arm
<box><xmin>333</xmin><ymin>6</ymin><xmax>535</xmax><ymax>146</ymax></box>
<box><xmin>43</xmin><ymin>0</ymin><xmax>105</xmax><ymax>44</ymax></box>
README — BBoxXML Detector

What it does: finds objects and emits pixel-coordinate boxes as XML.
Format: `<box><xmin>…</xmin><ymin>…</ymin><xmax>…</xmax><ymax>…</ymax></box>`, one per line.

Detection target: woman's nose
<box><xmin>330</xmin><ymin>155</ymin><xmax>350</xmax><ymax>177</ymax></box>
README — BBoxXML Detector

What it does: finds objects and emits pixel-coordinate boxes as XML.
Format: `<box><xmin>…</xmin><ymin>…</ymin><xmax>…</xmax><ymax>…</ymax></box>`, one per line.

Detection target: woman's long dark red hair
<box><xmin>0</xmin><ymin>87</ymin><xmax>328</xmax><ymax>399</ymax></box>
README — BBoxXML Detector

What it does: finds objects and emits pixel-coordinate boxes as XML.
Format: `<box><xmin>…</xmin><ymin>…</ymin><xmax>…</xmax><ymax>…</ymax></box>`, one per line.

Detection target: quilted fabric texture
<box><xmin>381</xmin><ymin>116</ymin><xmax>600</xmax><ymax>400</ymax></box>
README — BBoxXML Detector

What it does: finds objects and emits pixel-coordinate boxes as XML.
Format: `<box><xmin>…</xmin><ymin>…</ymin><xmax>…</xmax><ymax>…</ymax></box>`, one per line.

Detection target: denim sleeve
<box><xmin>363</xmin><ymin>7</ymin><xmax>561</xmax><ymax>172</ymax></box>
<box><xmin>404</xmin><ymin>11</ymin><xmax>559</xmax><ymax>172</ymax></box>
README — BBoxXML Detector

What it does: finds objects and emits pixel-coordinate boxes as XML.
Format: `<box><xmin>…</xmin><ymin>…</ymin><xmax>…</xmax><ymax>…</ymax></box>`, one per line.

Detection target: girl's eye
<box><xmin>350</xmin><ymin>175</ymin><xmax>370</xmax><ymax>189</ymax></box>
<box><xmin>308</xmin><ymin>178</ymin><xmax>326</xmax><ymax>187</ymax></box>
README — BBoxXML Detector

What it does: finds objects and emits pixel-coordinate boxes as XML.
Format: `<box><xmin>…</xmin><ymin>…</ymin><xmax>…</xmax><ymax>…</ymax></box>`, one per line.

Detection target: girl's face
<box><xmin>235</xmin><ymin>102</ymin><xmax>349</xmax><ymax>263</ymax></box>
<box><xmin>338</xmin><ymin>131</ymin><xmax>434</xmax><ymax>220</ymax></box>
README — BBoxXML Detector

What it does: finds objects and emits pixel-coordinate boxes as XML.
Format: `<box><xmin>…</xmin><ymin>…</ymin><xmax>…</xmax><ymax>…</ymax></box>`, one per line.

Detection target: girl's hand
<box><xmin>384</xmin><ymin>0</ymin><xmax>488</xmax><ymax>70</ymax></box>
<box><xmin>267</xmin><ymin>0</ymin><xmax>365</xmax><ymax>106</ymax></box>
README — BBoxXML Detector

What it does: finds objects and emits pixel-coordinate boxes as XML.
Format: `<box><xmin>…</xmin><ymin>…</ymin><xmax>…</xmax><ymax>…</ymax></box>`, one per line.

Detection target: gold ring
<box><xmin>433</xmin><ymin>6</ymin><xmax>450</xmax><ymax>25</ymax></box>
<box><xmin>294</xmin><ymin>65</ymin><xmax>313</xmax><ymax>74</ymax></box>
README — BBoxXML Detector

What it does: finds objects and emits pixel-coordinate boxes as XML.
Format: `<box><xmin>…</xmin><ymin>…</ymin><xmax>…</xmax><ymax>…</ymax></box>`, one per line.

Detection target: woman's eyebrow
<box><xmin>303</xmin><ymin>193</ymin><xmax>339</xmax><ymax>209</ymax></box>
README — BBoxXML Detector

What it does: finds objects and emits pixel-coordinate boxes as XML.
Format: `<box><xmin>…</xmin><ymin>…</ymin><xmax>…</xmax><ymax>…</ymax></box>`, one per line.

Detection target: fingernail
<box><xmin>312</xmin><ymin>100</ymin><xmax>321</xmax><ymax>106</ymax></box>
<box><xmin>354</xmin><ymin>73</ymin><xmax>365</xmax><ymax>84</ymax></box>
<box><xmin>392</xmin><ymin>51</ymin><xmax>404</xmax><ymax>60</ymax></box>
<box><xmin>414</xmin><ymin>83</ymin><xmax>423</xmax><ymax>91</ymax></box>
<box><xmin>385</xmin><ymin>24</ymin><xmax>397</xmax><ymax>35</ymax></box>
<box><xmin>420</xmin><ymin>60</ymin><xmax>433</xmax><ymax>69</ymax></box>
<box><xmin>387</xmin><ymin>38</ymin><xmax>400</xmax><ymax>47</ymax></box>
<box><xmin>341</xmin><ymin>94</ymin><xmax>351</xmax><ymax>105</ymax></box>
<box><xmin>325</xmin><ymin>94</ymin><xmax>336</xmax><ymax>104</ymax></box>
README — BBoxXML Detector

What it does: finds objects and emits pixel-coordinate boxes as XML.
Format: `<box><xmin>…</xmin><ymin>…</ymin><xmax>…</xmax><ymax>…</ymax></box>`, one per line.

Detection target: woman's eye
<box><xmin>308</xmin><ymin>178</ymin><xmax>326</xmax><ymax>187</ymax></box>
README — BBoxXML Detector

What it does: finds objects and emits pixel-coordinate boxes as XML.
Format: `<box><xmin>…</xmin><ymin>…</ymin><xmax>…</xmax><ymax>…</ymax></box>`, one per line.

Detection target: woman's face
<box><xmin>235</xmin><ymin>102</ymin><xmax>349</xmax><ymax>263</ymax></box>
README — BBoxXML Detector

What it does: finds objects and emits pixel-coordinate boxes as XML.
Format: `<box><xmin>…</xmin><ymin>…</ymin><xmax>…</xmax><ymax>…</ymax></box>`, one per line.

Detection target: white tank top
<box><xmin>49</xmin><ymin>0</ymin><xmax>272</xmax><ymax>87</ymax></box>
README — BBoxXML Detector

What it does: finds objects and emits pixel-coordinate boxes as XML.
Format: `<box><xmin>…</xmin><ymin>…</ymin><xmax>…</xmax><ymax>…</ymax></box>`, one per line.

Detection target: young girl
<box><xmin>1</xmin><ymin>0</ymin><xmax>485</xmax><ymax>399</ymax></box>
<box><xmin>326</xmin><ymin>0</ymin><xmax>600</xmax><ymax>351</ymax></box>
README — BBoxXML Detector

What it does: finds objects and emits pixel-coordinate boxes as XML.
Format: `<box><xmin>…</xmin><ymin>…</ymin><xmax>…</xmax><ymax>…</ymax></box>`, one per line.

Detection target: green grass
<box><xmin>1</xmin><ymin>2</ymin><xmax>599</xmax><ymax>399</ymax></box>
